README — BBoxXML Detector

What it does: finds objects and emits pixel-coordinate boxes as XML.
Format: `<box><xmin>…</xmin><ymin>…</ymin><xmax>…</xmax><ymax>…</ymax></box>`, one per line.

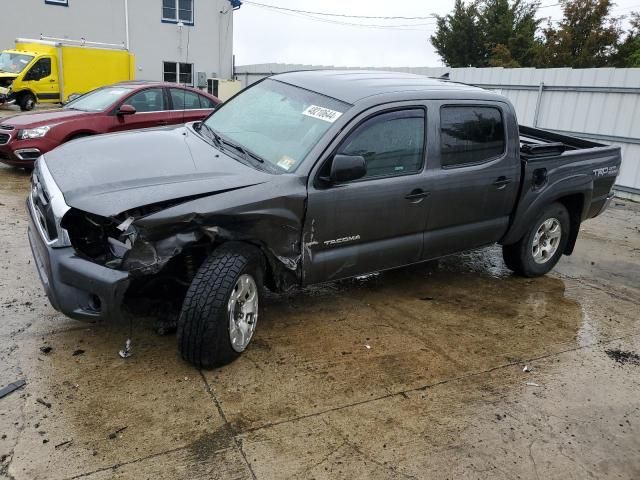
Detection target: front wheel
<box><xmin>19</xmin><ymin>92</ymin><xmax>36</xmax><ymax>111</ymax></box>
<box><xmin>177</xmin><ymin>242</ymin><xmax>264</xmax><ymax>369</ymax></box>
<box><xmin>502</xmin><ymin>202</ymin><xmax>570</xmax><ymax>277</ymax></box>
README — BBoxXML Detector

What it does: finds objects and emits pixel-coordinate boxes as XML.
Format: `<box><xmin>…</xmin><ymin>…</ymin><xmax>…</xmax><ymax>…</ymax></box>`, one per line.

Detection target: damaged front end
<box><xmin>0</xmin><ymin>76</ymin><xmax>16</xmax><ymax>105</ymax></box>
<box><xmin>60</xmin><ymin>187</ymin><xmax>306</xmax><ymax>297</ymax></box>
<box><xmin>61</xmin><ymin>207</ymin><xmax>208</xmax><ymax>278</ymax></box>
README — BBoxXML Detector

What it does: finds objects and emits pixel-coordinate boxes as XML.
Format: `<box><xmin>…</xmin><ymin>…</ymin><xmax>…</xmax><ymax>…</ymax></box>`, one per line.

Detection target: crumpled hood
<box><xmin>44</xmin><ymin>126</ymin><xmax>271</xmax><ymax>217</ymax></box>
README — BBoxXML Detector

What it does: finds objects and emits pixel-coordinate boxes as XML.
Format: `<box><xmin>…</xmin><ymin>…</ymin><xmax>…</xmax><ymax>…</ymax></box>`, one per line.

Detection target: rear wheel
<box><xmin>502</xmin><ymin>202</ymin><xmax>570</xmax><ymax>277</ymax></box>
<box><xmin>19</xmin><ymin>92</ymin><xmax>36</xmax><ymax>111</ymax></box>
<box><xmin>177</xmin><ymin>242</ymin><xmax>264</xmax><ymax>369</ymax></box>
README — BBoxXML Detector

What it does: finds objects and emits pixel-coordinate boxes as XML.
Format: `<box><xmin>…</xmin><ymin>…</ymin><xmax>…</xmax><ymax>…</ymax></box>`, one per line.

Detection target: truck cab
<box><xmin>0</xmin><ymin>45</ymin><xmax>59</xmax><ymax>110</ymax></box>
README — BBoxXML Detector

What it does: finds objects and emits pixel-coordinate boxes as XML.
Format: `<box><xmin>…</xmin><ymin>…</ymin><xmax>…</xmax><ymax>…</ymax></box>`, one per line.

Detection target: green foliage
<box><xmin>431</xmin><ymin>0</ymin><xmax>541</xmax><ymax>67</ymax></box>
<box><xmin>535</xmin><ymin>0</ymin><xmax>622</xmax><ymax>67</ymax></box>
<box><xmin>431</xmin><ymin>0</ymin><xmax>485</xmax><ymax>67</ymax></box>
<box><xmin>431</xmin><ymin>0</ymin><xmax>640</xmax><ymax>68</ymax></box>
<box><xmin>614</xmin><ymin>12</ymin><xmax>640</xmax><ymax>67</ymax></box>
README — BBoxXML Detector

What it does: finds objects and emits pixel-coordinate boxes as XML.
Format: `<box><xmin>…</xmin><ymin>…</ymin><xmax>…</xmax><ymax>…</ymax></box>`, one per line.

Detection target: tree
<box><xmin>614</xmin><ymin>12</ymin><xmax>640</xmax><ymax>67</ymax></box>
<box><xmin>431</xmin><ymin>0</ymin><xmax>485</xmax><ymax>67</ymax></box>
<box><xmin>479</xmin><ymin>0</ymin><xmax>541</xmax><ymax>67</ymax></box>
<box><xmin>533</xmin><ymin>0</ymin><xmax>622</xmax><ymax>67</ymax></box>
<box><xmin>430</xmin><ymin>0</ymin><xmax>541</xmax><ymax>68</ymax></box>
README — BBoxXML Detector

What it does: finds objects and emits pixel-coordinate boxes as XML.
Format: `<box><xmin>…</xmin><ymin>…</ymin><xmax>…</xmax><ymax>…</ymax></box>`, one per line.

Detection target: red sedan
<box><xmin>0</xmin><ymin>81</ymin><xmax>220</xmax><ymax>168</ymax></box>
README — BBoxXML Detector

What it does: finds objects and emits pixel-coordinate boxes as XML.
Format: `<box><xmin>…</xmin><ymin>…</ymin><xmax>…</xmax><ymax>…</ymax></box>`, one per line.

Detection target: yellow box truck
<box><xmin>0</xmin><ymin>37</ymin><xmax>135</xmax><ymax>111</ymax></box>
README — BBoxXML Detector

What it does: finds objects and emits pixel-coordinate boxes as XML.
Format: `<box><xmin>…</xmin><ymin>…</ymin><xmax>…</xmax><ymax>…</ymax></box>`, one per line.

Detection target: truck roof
<box><xmin>271</xmin><ymin>70</ymin><xmax>500</xmax><ymax>104</ymax></box>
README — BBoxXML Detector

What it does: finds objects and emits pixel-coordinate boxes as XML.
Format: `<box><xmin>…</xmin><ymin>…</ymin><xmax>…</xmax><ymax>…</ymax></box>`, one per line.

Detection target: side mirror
<box><xmin>330</xmin><ymin>154</ymin><xmax>367</xmax><ymax>183</ymax></box>
<box><xmin>117</xmin><ymin>104</ymin><xmax>136</xmax><ymax>116</ymax></box>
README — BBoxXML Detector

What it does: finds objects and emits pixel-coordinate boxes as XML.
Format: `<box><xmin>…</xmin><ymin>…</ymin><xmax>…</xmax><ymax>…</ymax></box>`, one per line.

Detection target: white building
<box><xmin>0</xmin><ymin>0</ymin><xmax>237</xmax><ymax>84</ymax></box>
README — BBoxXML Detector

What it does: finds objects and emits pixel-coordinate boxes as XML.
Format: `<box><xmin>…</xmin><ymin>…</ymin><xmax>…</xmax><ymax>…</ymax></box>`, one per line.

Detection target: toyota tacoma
<box><xmin>27</xmin><ymin>71</ymin><xmax>622</xmax><ymax>368</ymax></box>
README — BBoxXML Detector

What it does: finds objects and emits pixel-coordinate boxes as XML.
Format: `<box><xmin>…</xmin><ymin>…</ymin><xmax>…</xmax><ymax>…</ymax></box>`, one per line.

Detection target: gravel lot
<box><xmin>0</xmin><ymin>109</ymin><xmax>639</xmax><ymax>479</ymax></box>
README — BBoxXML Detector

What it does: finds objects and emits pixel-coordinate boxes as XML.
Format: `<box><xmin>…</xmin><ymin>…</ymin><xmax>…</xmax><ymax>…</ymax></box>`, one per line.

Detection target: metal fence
<box><xmin>235</xmin><ymin>64</ymin><xmax>640</xmax><ymax>199</ymax></box>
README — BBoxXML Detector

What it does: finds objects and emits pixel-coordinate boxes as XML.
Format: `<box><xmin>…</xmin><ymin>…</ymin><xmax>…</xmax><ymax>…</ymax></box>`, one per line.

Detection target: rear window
<box><xmin>440</xmin><ymin>106</ymin><xmax>505</xmax><ymax>167</ymax></box>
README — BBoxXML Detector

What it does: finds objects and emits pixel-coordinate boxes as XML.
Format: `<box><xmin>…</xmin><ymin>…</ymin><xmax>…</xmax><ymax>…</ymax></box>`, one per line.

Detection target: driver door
<box><xmin>109</xmin><ymin>87</ymin><xmax>171</xmax><ymax>132</ymax></box>
<box><xmin>302</xmin><ymin>105</ymin><xmax>430</xmax><ymax>285</ymax></box>
<box><xmin>23</xmin><ymin>57</ymin><xmax>59</xmax><ymax>103</ymax></box>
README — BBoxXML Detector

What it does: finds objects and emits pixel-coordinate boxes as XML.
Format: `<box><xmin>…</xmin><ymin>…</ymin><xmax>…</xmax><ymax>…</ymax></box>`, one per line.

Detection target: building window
<box><xmin>45</xmin><ymin>0</ymin><xmax>69</xmax><ymax>5</ymax></box>
<box><xmin>162</xmin><ymin>0</ymin><xmax>193</xmax><ymax>24</ymax></box>
<box><xmin>163</xmin><ymin>62</ymin><xmax>194</xmax><ymax>86</ymax></box>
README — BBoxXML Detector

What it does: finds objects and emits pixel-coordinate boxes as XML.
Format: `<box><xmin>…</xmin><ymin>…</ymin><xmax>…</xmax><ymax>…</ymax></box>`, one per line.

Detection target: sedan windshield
<box><xmin>204</xmin><ymin>79</ymin><xmax>350</xmax><ymax>172</ymax></box>
<box><xmin>0</xmin><ymin>52</ymin><xmax>34</xmax><ymax>74</ymax></box>
<box><xmin>65</xmin><ymin>86</ymin><xmax>134</xmax><ymax>112</ymax></box>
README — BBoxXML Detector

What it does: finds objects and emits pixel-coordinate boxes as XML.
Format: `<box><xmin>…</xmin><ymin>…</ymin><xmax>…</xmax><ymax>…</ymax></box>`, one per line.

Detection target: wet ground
<box><xmin>0</xmin><ymin>161</ymin><xmax>639</xmax><ymax>479</ymax></box>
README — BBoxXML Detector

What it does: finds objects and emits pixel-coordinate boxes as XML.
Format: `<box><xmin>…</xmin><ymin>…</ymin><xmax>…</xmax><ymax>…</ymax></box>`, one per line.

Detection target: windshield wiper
<box><xmin>217</xmin><ymin>136</ymin><xmax>265</xmax><ymax>165</ymax></box>
<box><xmin>195</xmin><ymin>124</ymin><xmax>276</xmax><ymax>172</ymax></box>
<box><xmin>226</xmin><ymin>141</ymin><xmax>264</xmax><ymax>164</ymax></box>
<box><xmin>197</xmin><ymin>122</ymin><xmax>224</xmax><ymax>150</ymax></box>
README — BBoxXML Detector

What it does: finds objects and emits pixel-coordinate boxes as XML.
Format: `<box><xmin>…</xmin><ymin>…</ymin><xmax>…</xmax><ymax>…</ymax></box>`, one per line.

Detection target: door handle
<box><xmin>492</xmin><ymin>176</ymin><xmax>511</xmax><ymax>189</ymax></box>
<box><xmin>156</xmin><ymin>120</ymin><xmax>169</xmax><ymax>125</ymax></box>
<box><xmin>49</xmin><ymin>79</ymin><xmax>56</xmax><ymax>83</ymax></box>
<box><xmin>404</xmin><ymin>189</ymin><xmax>431</xmax><ymax>201</ymax></box>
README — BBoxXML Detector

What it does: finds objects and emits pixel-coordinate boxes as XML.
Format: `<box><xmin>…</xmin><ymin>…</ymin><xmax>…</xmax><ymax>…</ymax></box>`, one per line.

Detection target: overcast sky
<box><xmin>233</xmin><ymin>0</ymin><xmax>640</xmax><ymax>67</ymax></box>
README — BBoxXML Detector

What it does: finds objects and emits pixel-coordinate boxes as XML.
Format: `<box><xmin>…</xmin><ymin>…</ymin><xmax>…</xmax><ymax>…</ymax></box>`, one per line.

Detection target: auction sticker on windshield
<box><xmin>302</xmin><ymin>105</ymin><xmax>343</xmax><ymax>123</ymax></box>
<box><xmin>277</xmin><ymin>155</ymin><xmax>296</xmax><ymax>171</ymax></box>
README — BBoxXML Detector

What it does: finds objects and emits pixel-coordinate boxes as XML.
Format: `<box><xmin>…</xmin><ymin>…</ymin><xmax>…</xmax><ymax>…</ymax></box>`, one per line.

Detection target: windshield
<box><xmin>204</xmin><ymin>79</ymin><xmax>350</xmax><ymax>172</ymax></box>
<box><xmin>0</xmin><ymin>52</ymin><xmax>34</xmax><ymax>74</ymax></box>
<box><xmin>65</xmin><ymin>86</ymin><xmax>134</xmax><ymax>112</ymax></box>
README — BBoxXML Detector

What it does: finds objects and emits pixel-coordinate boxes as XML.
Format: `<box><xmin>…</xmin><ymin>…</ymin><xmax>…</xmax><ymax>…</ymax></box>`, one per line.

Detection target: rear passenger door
<box><xmin>168</xmin><ymin>88</ymin><xmax>217</xmax><ymax>124</ymax></box>
<box><xmin>422</xmin><ymin>102</ymin><xmax>520</xmax><ymax>259</ymax></box>
<box><xmin>303</xmin><ymin>105</ymin><xmax>430</xmax><ymax>284</ymax></box>
<box><xmin>110</xmin><ymin>87</ymin><xmax>170</xmax><ymax>132</ymax></box>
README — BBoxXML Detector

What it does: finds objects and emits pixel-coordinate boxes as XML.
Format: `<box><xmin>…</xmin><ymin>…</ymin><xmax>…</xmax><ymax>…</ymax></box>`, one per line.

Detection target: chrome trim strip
<box><xmin>31</xmin><ymin>157</ymin><xmax>71</xmax><ymax>247</ymax></box>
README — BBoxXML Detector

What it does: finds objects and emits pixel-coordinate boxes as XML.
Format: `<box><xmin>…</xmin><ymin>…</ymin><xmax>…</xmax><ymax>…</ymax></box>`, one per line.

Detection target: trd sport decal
<box><xmin>593</xmin><ymin>166</ymin><xmax>618</xmax><ymax>177</ymax></box>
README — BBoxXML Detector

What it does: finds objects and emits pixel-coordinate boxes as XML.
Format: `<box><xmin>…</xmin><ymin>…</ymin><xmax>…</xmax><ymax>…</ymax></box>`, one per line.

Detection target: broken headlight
<box><xmin>61</xmin><ymin>210</ymin><xmax>137</xmax><ymax>267</ymax></box>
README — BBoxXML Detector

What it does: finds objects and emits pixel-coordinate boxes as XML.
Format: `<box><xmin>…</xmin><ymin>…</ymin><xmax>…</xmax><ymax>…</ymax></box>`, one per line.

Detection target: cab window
<box><xmin>440</xmin><ymin>106</ymin><xmax>505</xmax><ymax>167</ymax></box>
<box><xmin>25</xmin><ymin>58</ymin><xmax>51</xmax><ymax>81</ymax></box>
<box><xmin>338</xmin><ymin>109</ymin><xmax>425</xmax><ymax>179</ymax></box>
<box><xmin>125</xmin><ymin>88</ymin><xmax>166</xmax><ymax>112</ymax></box>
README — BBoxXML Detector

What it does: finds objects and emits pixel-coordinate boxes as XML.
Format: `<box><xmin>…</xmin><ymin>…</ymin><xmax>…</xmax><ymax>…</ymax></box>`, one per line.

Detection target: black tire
<box><xmin>502</xmin><ymin>202</ymin><xmax>570</xmax><ymax>277</ymax></box>
<box><xmin>19</xmin><ymin>92</ymin><xmax>36</xmax><ymax>111</ymax></box>
<box><xmin>177</xmin><ymin>242</ymin><xmax>264</xmax><ymax>369</ymax></box>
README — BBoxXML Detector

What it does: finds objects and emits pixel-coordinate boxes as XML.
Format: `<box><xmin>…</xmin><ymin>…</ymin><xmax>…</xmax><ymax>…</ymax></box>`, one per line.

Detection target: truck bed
<box><xmin>501</xmin><ymin>125</ymin><xmax>622</xmax><ymax>247</ymax></box>
<box><xmin>519</xmin><ymin>125</ymin><xmax>606</xmax><ymax>158</ymax></box>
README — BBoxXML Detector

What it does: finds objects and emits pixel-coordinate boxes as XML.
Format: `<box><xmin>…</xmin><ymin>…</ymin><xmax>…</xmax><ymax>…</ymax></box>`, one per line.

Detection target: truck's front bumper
<box><xmin>27</xmin><ymin>199</ymin><xmax>130</xmax><ymax>323</ymax></box>
<box><xmin>0</xmin><ymin>91</ymin><xmax>15</xmax><ymax>104</ymax></box>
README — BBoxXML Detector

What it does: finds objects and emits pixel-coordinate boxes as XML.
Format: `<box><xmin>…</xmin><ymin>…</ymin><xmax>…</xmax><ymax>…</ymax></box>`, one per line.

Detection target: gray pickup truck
<box><xmin>27</xmin><ymin>71</ymin><xmax>621</xmax><ymax>368</ymax></box>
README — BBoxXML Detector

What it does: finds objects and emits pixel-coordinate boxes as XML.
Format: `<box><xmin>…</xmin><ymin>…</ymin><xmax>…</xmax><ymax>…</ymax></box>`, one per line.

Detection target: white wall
<box><xmin>0</xmin><ymin>0</ymin><xmax>235</xmax><ymax>81</ymax></box>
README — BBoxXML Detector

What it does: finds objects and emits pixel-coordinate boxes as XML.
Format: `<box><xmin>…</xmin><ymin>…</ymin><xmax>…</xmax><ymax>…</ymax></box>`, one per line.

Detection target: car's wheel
<box><xmin>177</xmin><ymin>242</ymin><xmax>264</xmax><ymax>369</ymax></box>
<box><xmin>502</xmin><ymin>202</ymin><xmax>570</xmax><ymax>277</ymax></box>
<box><xmin>19</xmin><ymin>92</ymin><xmax>36</xmax><ymax>111</ymax></box>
